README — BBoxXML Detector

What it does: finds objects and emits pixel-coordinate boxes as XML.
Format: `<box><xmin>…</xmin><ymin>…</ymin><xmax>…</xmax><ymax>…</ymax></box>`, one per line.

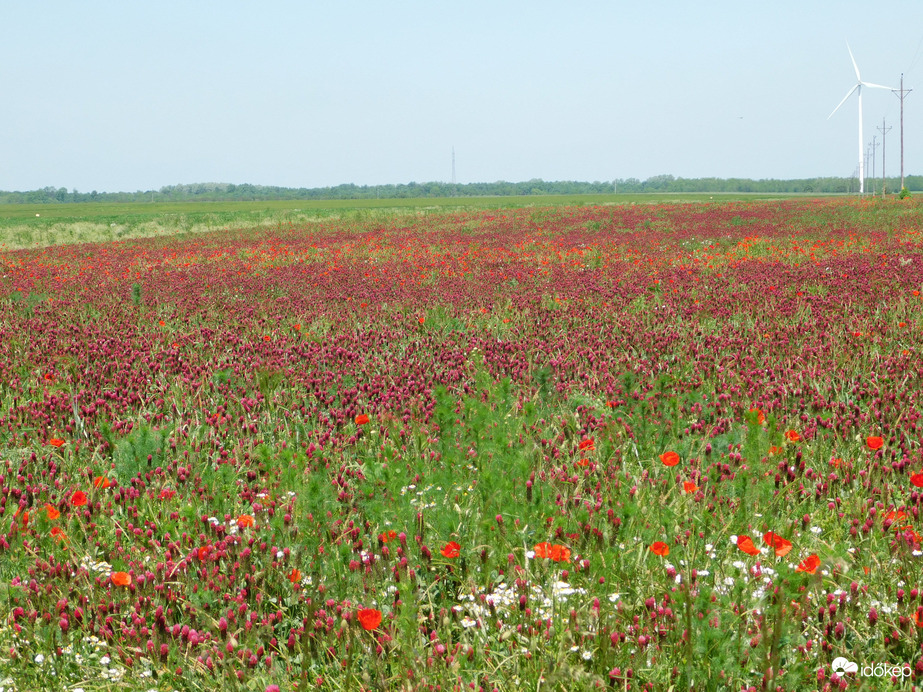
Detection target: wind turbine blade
<box><xmin>847</xmin><ymin>41</ymin><xmax>861</xmax><ymax>80</ymax></box>
<box><xmin>860</xmin><ymin>81</ymin><xmax>895</xmax><ymax>90</ymax></box>
<box><xmin>829</xmin><ymin>85</ymin><xmax>859</xmax><ymax>119</ymax></box>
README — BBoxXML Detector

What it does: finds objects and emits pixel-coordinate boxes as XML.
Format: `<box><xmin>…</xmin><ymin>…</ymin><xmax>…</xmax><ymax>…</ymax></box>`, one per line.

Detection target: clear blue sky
<box><xmin>2</xmin><ymin>1</ymin><xmax>922</xmax><ymax>192</ymax></box>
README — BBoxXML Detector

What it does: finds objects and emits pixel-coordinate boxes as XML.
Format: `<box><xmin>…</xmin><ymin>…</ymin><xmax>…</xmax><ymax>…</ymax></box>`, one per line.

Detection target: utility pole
<box><xmin>869</xmin><ymin>136</ymin><xmax>878</xmax><ymax>194</ymax></box>
<box><xmin>877</xmin><ymin>118</ymin><xmax>891</xmax><ymax>197</ymax></box>
<box><xmin>893</xmin><ymin>73</ymin><xmax>912</xmax><ymax>191</ymax></box>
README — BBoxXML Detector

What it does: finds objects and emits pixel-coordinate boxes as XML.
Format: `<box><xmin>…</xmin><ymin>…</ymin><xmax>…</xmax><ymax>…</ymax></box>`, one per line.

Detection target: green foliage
<box><xmin>112</xmin><ymin>423</ymin><xmax>170</xmax><ymax>482</ymax></box>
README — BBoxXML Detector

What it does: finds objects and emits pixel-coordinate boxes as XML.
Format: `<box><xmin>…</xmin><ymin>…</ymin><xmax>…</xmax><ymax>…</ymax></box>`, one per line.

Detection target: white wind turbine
<box><xmin>828</xmin><ymin>42</ymin><xmax>894</xmax><ymax>194</ymax></box>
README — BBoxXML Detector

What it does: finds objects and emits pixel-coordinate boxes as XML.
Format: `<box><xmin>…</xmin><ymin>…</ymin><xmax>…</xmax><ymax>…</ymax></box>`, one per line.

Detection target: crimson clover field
<box><xmin>2</xmin><ymin>198</ymin><xmax>923</xmax><ymax>691</ymax></box>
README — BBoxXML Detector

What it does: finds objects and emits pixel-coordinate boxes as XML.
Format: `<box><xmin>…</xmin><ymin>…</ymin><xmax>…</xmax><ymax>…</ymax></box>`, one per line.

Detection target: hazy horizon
<box><xmin>2</xmin><ymin>1</ymin><xmax>922</xmax><ymax>193</ymax></box>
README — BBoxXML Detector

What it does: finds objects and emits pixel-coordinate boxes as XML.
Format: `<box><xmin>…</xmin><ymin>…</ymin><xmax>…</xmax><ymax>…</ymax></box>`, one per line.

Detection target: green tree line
<box><xmin>1</xmin><ymin>175</ymin><xmax>920</xmax><ymax>204</ymax></box>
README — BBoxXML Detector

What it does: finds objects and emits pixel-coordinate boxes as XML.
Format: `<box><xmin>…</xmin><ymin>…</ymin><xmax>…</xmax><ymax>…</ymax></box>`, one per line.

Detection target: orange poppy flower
<box><xmin>355</xmin><ymin>413</ymin><xmax>370</xmax><ymax>425</ymax></box>
<box><xmin>866</xmin><ymin>436</ymin><xmax>884</xmax><ymax>451</ymax></box>
<box><xmin>829</xmin><ymin>458</ymin><xmax>843</xmax><ymax>469</ymax></box>
<box><xmin>198</xmin><ymin>546</ymin><xmax>211</xmax><ymax>560</ymax></box>
<box><xmin>379</xmin><ymin>529</ymin><xmax>397</xmax><ymax>543</ymax></box>
<box><xmin>748</xmin><ymin>408</ymin><xmax>766</xmax><ymax>425</ymax></box>
<box><xmin>288</xmin><ymin>568</ymin><xmax>302</xmax><ymax>583</ymax></box>
<box><xmin>762</xmin><ymin>531</ymin><xmax>793</xmax><ymax>557</ymax></box>
<box><xmin>12</xmin><ymin>508</ymin><xmax>29</xmax><ymax>529</ymax></box>
<box><xmin>357</xmin><ymin>608</ymin><xmax>382</xmax><ymax>631</ymax></box>
<box><xmin>650</xmin><ymin>541</ymin><xmax>670</xmax><ymax>557</ymax></box>
<box><xmin>659</xmin><ymin>451</ymin><xmax>680</xmax><ymax>467</ymax></box>
<box><xmin>795</xmin><ymin>554</ymin><xmax>820</xmax><ymax>574</ymax></box>
<box><xmin>44</xmin><ymin>504</ymin><xmax>60</xmax><ymax>520</ymax></box>
<box><xmin>440</xmin><ymin>541</ymin><xmax>461</xmax><ymax>559</ymax></box>
<box><xmin>534</xmin><ymin>542</ymin><xmax>571</xmax><ymax>562</ymax></box>
<box><xmin>50</xmin><ymin>526</ymin><xmax>67</xmax><ymax>543</ymax></box>
<box><xmin>578</xmin><ymin>438</ymin><xmax>595</xmax><ymax>451</ymax></box>
<box><xmin>767</xmin><ymin>445</ymin><xmax>784</xmax><ymax>456</ymax></box>
<box><xmin>549</xmin><ymin>544</ymin><xmax>571</xmax><ymax>562</ymax></box>
<box><xmin>111</xmin><ymin>572</ymin><xmax>132</xmax><ymax>587</ymax></box>
<box><xmin>48</xmin><ymin>438</ymin><xmax>66</xmax><ymax>448</ymax></box>
<box><xmin>237</xmin><ymin>514</ymin><xmax>255</xmax><ymax>528</ymax></box>
<box><xmin>418</xmin><ymin>317</ymin><xmax>425</xmax><ymax>325</ymax></box>
<box><xmin>736</xmin><ymin>535</ymin><xmax>760</xmax><ymax>556</ymax></box>
<box><xmin>784</xmin><ymin>430</ymin><xmax>800</xmax><ymax>442</ymax></box>
<box><xmin>93</xmin><ymin>476</ymin><xmax>111</xmax><ymax>489</ymax></box>
<box><xmin>70</xmin><ymin>490</ymin><xmax>87</xmax><ymax>507</ymax></box>
<box><xmin>682</xmin><ymin>481</ymin><xmax>699</xmax><ymax>494</ymax></box>
<box><xmin>911</xmin><ymin>472</ymin><xmax>923</xmax><ymax>488</ymax></box>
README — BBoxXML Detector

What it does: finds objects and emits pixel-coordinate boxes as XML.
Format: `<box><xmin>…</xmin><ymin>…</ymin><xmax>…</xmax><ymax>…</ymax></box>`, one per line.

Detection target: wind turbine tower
<box><xmin>829</xmin><ymin>42</ymin><xmax>894</xmax><ymax>194</ymax></box>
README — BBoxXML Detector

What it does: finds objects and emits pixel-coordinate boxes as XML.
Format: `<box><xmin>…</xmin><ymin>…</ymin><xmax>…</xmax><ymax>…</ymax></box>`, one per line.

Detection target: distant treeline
<box><xmin>1</xmin><ymin>175</ymin><xmax>921</xmax><ymax>204</ymax></box>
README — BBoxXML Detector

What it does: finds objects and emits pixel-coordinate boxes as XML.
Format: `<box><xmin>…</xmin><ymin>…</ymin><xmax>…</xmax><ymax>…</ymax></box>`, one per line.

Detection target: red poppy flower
<box><xmin>762</xmin><ymin>531</ymin><xmax>793</xmax><ymax>557</ymax></box>
<box><xmin>50</xmin><ymin>526</ymin><xmax>67</xmax><ymax>543</ymax></box>
<box><xmin>784</xmin><ymin>430</ymin><xmax>800</xmax><ymax>442</ymax></box>
<box><xmin>111</xmin><ymin>572</ymin><xmax>132</xmax><ymax>587</ymax></box>
<box><xmin>70</xmin><ymin>490</ymin><xmax>87</xmax><ymax>507</ymax></box>
<box><xmin>237</xmin><ymin>514</ymin><xmax>255</xmax><ymax>528</ymax></box>
<box><xmin>158</xmin><ymin>320</ymin><xmax>165</xmax><ymax>327</ymax></box>
<box><xmin>682</xmin><ymin>481</ymin><xmax>699</xmax><ymax>494</ymax></box>
<box><xmin>44</xmin><ymin>504</ymin><xmax>60</xmax><ymax>520</ymax></box>
<box><xmin>288</xmin><ymin>568</ymin><xmax>302</xmax><ymax>583</ymax></box>
<box><xmin>650</xmin><ymin>541</ymin><xmax>670</xmax><ymax>557</ymax></box>
<box><xmin>767</xmin><ymin>445</ymin><xmax>784</xmax><ymax>456</ymax></box>
<box><xmin>440</xmin><ymin>541</ymin><xmax>461</xmax><ymax>559</ymax></box>
<box><xmin>355</xmin><ymin>413</ymin><xmax>370</xmax><ymax>425</ymax></box>
<box><xmin>578</xmin><ymin>438</ymin><xmax>595</xmax><ymax>451</ymax></box>
<box><xmin>911</xmin><ymin>472</ymin><xmax>923</xmax><ymax>488</ymax></box>
<box><xmin>48</xmin><ymin>438</ymin><xmax>66</xmax><ymax>448</ymax></box>
<box><xmin>159</xmin><ymin>488</ymin><xmax>176</xmax><ymax>500</ymax></box>
<box><xmin>748</xmin><ymin>408</ymin><xmax>766</xmax><ymax>425</ymax></box>
<box><xmin>866</xmin><ymin>436</ymin><xmax>884</xmax><ymax>451</ymax></box>
<box><xmin>379</xmin><ymin>529</ymin><xmax>397</xmax><ymax>543</ymax></box>
<box><xmin>795</xmin><ymin>554</ymin><xmax>820</xmax><ymax>574</ymax></box>
<box><xmin>418</xmin><ymin>317</ymin><xmax>425</xmax><ymax>325</ymax></box>
<box><xmin>885</xmin><ymin>509</ymin><xmax>908</xmax><ymax>524</ymax></box>
<box><xmin>736</xmin><ymin>535</ymin><xmax>760</xmax><ymax>556</ymax></box>
<box><xmin>357</xmin><ymin>608</ymin><xmax>382</xmax><ymax>631</ymax></box>
<box><xmin>198</xmin><ymin>546</ymin><xmax>211</xmax><ymax>560</ymax></box>
<box><xmin>93</xmin><ymin>476</ymin><xmax>111</xmax><ymax>489</ymax></box>
<box><xmin>660</xmin><ymin>451</ymin><xmax>680</xmax><ymax>467</ymax></box>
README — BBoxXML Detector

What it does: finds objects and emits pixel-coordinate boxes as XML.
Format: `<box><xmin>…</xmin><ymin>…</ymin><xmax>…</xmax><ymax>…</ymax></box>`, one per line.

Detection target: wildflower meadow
<box><xmin>2</xmin><ymin>198</ymin><xmax>923</xmax><ymax>691</ymax></box>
